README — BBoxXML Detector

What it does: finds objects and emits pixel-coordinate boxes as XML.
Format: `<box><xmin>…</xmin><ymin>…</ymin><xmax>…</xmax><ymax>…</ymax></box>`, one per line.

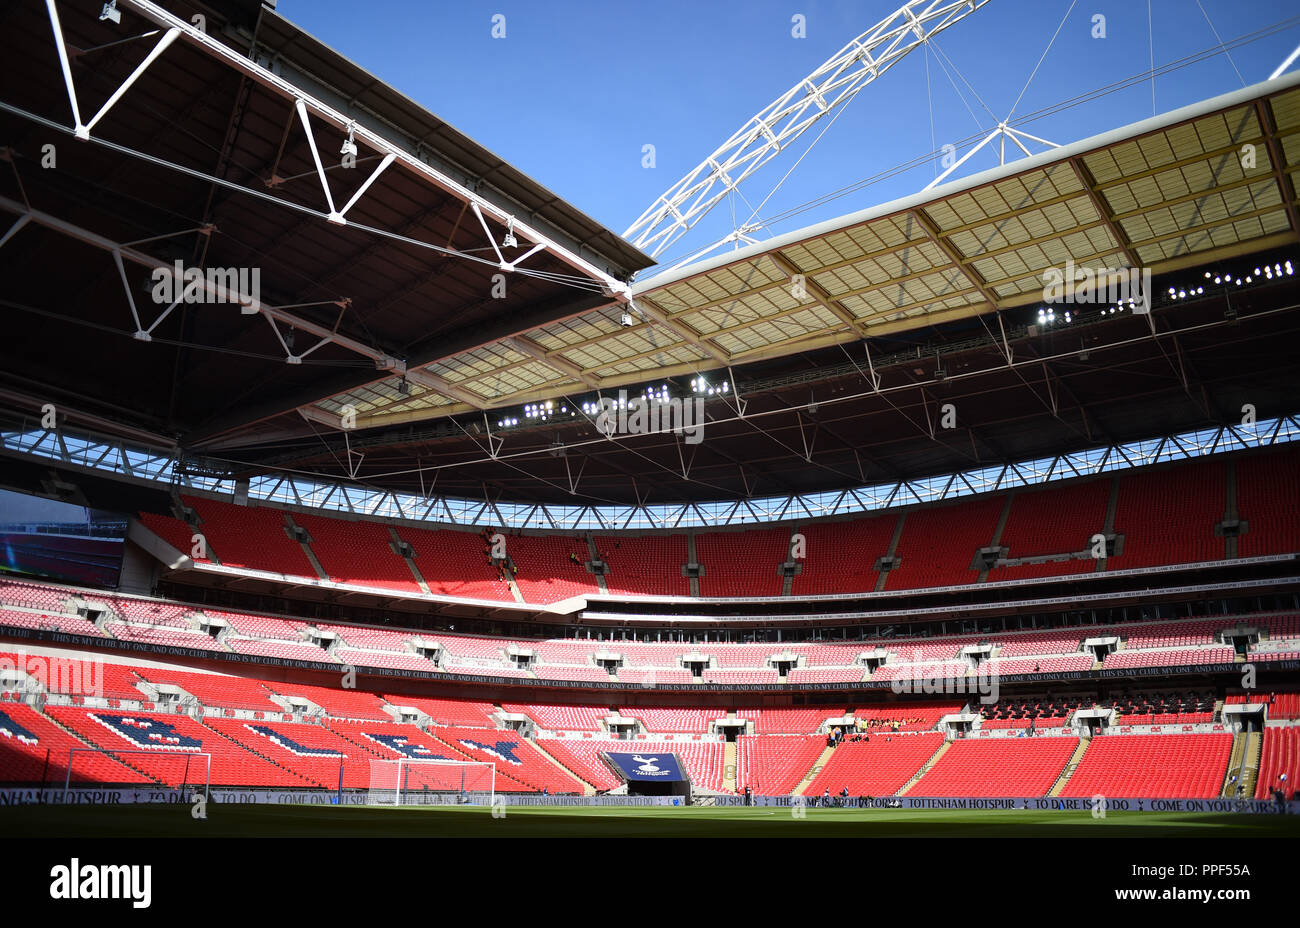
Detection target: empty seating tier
<box><xmin>1060</xmin><ymin>733</ymin><xmax>1232</xmax><ymax>799</ymax></box>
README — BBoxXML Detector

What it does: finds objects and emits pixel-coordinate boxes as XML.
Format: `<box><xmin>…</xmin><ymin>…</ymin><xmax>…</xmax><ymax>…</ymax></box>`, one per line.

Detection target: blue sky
<box><xmin>278</xmin><ymin>0</ymin><xmax>1300</xmax><ymax>270</ymax></box>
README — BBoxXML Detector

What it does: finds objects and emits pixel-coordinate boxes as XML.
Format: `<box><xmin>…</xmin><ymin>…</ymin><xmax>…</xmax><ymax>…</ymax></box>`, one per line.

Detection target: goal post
<box><xmin>64</xmin><ymin>748</ymin><xmax>211</xmax><ymax>799</ymax></box>
<box><xmin>367</xmin><ymin>757</ymin><xmax>495</xmax><ymax>807</ymax></box>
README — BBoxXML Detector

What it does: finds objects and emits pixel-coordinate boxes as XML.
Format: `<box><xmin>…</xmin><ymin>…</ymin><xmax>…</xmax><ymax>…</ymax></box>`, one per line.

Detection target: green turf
<box><xmin>3</xmin><ymin>803</ymin><xmax>1299</xmax><ymax>837</ymax></box>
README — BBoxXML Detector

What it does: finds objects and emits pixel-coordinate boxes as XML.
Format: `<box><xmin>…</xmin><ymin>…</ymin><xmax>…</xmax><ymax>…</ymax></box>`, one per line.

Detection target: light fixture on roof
<box><xmin>340</xmin><ymin>124</ymin><xmax>358</xmax><ymax>160</ymax></box>
<box><xmin>397</xmin><ymin>378</ymin><xmax>409</xmax><ymax>396</ymax></box>
<box><xmin>99</xmin><ymin>1</ymin><xmax>121</xmax><ymax>24</ymax></box>
<box><xmin>620</xmin><ymin>312</ymin><xmax>634</xmax><ymax>327</ymax></box>
<box><xmin>503</xmin><ymin>218</ymin><xmax>518</xmax><ymax>250</ymax></box>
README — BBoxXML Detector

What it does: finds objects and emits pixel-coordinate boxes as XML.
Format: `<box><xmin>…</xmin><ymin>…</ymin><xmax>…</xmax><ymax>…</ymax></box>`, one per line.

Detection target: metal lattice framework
<box><xmin>4</xmin><ymin>411</ymin><xmax>1297</xmax><ymax>532</ymax></box>
<box><xmin>623</xmin><ymin>0</ymin><xmax>991</xmax><ymax>259</ymax></box>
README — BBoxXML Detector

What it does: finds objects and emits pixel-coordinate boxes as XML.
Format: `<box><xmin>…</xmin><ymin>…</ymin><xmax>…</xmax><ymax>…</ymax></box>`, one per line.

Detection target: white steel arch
<box><xmin>623</xmin><ymin>0</ymin><xmax>991</xmax><ymax>260</ymax></box>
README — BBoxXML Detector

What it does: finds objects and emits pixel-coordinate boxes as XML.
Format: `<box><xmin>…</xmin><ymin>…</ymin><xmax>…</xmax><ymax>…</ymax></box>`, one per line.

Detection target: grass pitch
<box><xmin>3</xmin><ymin>803</ymin><xmax>1299</xmax><ymax>838</ymax></box>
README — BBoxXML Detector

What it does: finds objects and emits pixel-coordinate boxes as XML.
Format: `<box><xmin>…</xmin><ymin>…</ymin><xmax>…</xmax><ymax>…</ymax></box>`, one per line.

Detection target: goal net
<box><xmin>367</xmin><ymin>758</ymin><xmax>495</xmax><ymax>807</ymax></box>
<box><xmin>65</xmin><ymin>748</ymin><xmax>211</xmax><ymax>799</ymax></box>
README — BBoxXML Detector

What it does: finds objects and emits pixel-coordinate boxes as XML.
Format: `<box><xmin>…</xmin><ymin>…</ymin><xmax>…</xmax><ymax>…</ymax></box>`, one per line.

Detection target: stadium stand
<box><xmin>402</xmin><ymin>525</ymin><xmax>513</xmax><ymax>601</ymax></box>
<box><xmin>201</xmin><ymin>716</ymin><xmax>367</xmax><ymax>787</ymax></box>
<box><xmin>132</xmin><ymin>668</ymin><xmax>282</xmax><ymax>713</ymax></box>
<box><xmin>596</xmin><ymin>534</ymin><xmax>691</xmax><ymax>597</ymax></box>
<box><xmin>0</xmin><ymin>703</ymin><xmax>150</xmax><ymax>785</ymax></box>
<box><xmin>291</xmin><ymin>514</ymin><xmax>422</xmax><ymax>593</ymax></box>
<box><xmin>621</xmin><ymin>707</ymin><xmax>727</xmax><ymax>733</ymax></box>
<box><xmin>1226</xmin><ymin>688</ymin><xmax>1300</xmax><ymax>719</ymax></box>
<box><xmin>123</xmin><ymin>445</ymin><xmax>1300</xmax><ymax>601</ymax></box>
<box><xmin>183</xmin><ymin>497</ymin><xmax>317</xmax><ymax>577</ymax></box>
<box><xmin>1255</xmin><ymin>727</ymin><xmax>1300</xmax><ymax>800</ymax></box>
<box><xmin>789</xmin><ymin>514</ymin><xmax>897</xmax><ymax>595</ymax></box>
<box><xmin>1111</xmin><ymin>460</ymin><xmax>1226</xmax><ymax>568</ymax></box>
<box><xmin>695</xmin><ymin>527</ymin><xmax>790</xmax><ymax>598</ymax></box>
<box><xmin>261</xmin><ymin>682</ymin><xmax>393</xmax><ymax>721</ymax></box>
<box><xmin>1060</xmin><ymin>733</ymin><xmax>1233</xmax><ymax>798</ymax></box>
<box><xmin>885</xmin><ymin>494</ymin><xmax>1004</xmax><ymax>590</ymax></box>
<box><xmin>736</xmin><ymin>734</ymin><xmax>826</xmax><ymax>794</ymax></box>
<box><xmin>742</xmin><ymin>707</ymin><xmax>839</xmax><ymax>734</ymax></box>
<box><xmin>1235</xmin><ymin>445</ymin><xmax>1300</xmax><ymax>558</ymax></box>
<box><xmin>805</xmin><ymin>733</ymin><xmax>945</xmax><ymax>796</ymax></box>
<box><xmin>990</xmin><ymin>479</ymin><xmax>1112</xmax><ymax>581</ymax></box>
<box><xmin>909</xmin><ymin>736</ymin><xmax>1079</xmax><ymax>796</ymax></box>
<box><xmin>428</xmin><ymin>726</ymin><xmax>587</xmax><ymax>793</ymax></box>
<box><xmin>380</xmin><ymin>695</ymin><xmax>497</xmax><ymax>728</ymax></box>
<box><xmin>45</xmin><ymin>706</ymin><xmax>316</xmax><ymax>788</ymax></box>
<box><xmin>503</xmin><ymin>703</ymin><xmax>610</xmax><ymax>731</ymax></box>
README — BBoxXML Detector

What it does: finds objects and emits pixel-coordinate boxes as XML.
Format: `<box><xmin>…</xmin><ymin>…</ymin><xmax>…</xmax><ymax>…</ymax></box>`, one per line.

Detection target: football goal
<box><xmin>367</xmin><ymin>758</ymin><xmax>495</xmax><ymax>807</ymax></box>
<box><xmin>65</xmin><ymin>748</ymin><xmax>211</xmax><ymax>799</ymax></box>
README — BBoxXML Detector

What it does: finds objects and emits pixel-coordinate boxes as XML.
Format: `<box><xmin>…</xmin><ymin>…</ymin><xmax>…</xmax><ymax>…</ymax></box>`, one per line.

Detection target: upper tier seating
<box><xmin>1111</xmin><ymin>460</ymin><xmax>1226</xmax><ymax>568</ymax></box>
<box><xmin>789</xmin><ymin>514</ymin><xmax>897</xmax><ymax>596</ymax></box>
<box><xmin>402</xmin><ymin>526</ymin><xmax>513</xmax><ymax>601</ymax></box>
<box><xmin>0</xmin><ymin>607</ymin><xmax>105</xmax><ymax>638</ymax></box>
<box><xmin>104</xmin><ymin>623</ymin><xmax>222</xmax><ymax>651</ymax></box>
<box><xmin>183</xmin><ymin>496</ymin><xmax>317</xmax><ymax>577</ymax></box>
<box><xmin>596</xmin><ymin>534</ymin><xmax>691</xmax><ymax>597</ymax></box>
<box><xmin>1235</xmin><ymin>445</ymin><xmax>1300</xmax><ymax>558</ymax></box>
<box><xmin>990</xmin><ymin>479</ymin><xmax>1112</xmax><ymax>581</ymax></box>
<box><xmin>1060</xmin><ymin>733</ymin><xmax>1232</xmax><ymax>798</ymax></box>
<box><xmin>885</xmin><ymin>495</ymin><xmax>1004</xmax><ymax>590</ymax></box>
<box><xmin>291</xmin><ymin>513</ymin><xmax>422</xmax><ymax>593</ymax></box>
<box><xmin>505</xmin><ymin>534</ymin><xmax>600</xmax><ymax>604</ymax></box>
<box><xmin>126</xmin><ymin>446</ymin><xmax>1300</xmax><ymax>602</ymax></box>
<box><xmin>137</xmin><ymin>511</ymin><xmax>206</xmax><ymax>560</ymax></box>
<box><xmin>695</xmin><ymin>528</ymin><xmax>790</xmax><ymax>598</ymax></box>
<box><xmin>1104</xmin><ymin>646</ymin><xmax>1234</xmax><ymax>669</ymax></box>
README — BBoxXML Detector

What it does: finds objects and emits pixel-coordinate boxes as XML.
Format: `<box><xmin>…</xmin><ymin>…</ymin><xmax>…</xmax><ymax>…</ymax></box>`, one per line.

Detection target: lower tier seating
<box><xmin>804</xmin><ymin>733</ymin><xmax>945</xmax><ymax>797</ymax></box>
<box><xmin>1060</xmin><ymin>733</ymin><xmax>1232</xmax><ymax>799</ymax></box>
<box><xmin>909</xmin><ymin>736</ymin><xmax>1079</xmax><ymax>797</ymax></box>
<box><xmin>1255</xmin><ymin>727</ymin><xmax>1300</xmax><ymax>800</ymax></box>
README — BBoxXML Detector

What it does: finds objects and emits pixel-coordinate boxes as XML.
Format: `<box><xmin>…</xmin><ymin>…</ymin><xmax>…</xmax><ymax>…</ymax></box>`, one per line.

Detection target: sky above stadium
<box><xmin>277</xmin><ymin>1</ymin><xmax>1300</xmax><ymax>271</ymax></box>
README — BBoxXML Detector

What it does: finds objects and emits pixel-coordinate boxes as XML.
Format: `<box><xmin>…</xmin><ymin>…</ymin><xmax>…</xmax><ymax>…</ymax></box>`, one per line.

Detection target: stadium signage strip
<box><xmin>3</xmin><ymin>627</ymin><xmax>1292</xmax><ymax>692</ymax></box>
<box><xmin>715</xmin><ymin>796</ymin><xmax>1298</xmax><ymax>814</ymax></box>
<box><xmin>0</xmin><ymin>788</ymin><xmax>679</xmax><ymax>807</ymax></box>
<box><xmin>0</xmin><ymin>788</ymin><xmax>1290</xmax><ymax>813</ymax></box>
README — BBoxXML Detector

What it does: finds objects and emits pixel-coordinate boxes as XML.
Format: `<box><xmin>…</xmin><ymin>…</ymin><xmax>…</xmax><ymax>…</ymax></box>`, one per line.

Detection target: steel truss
<box><xmin>15</xmin><ymin>0</ymin><xmax>631</xmax><ymax>388</ymax></box>
<box><xmin>3</xmin><ymin>408</ymin><xmax>1295</xmax><ymax>533</ymax></box>
<box><xmin>623</xmin><ymin>0</ymin><xmax>990</xmax><ymax>259</ymax></box>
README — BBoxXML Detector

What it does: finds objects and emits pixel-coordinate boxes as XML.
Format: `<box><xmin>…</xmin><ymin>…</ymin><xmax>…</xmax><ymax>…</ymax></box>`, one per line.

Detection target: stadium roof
<box><xmin>219</xmin><ymin>68</ymin><xmax>1300</xmax><ymax>440</ymax></box>
<box><xmin>0</xmin><ymin>0</ymin><xmax>650</xmax><ymax>449</ymax></box>
<box><xmin>634</xmin><ymin>69</ymin><xmax>1300</xmax><ymax>360</ymax></box>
